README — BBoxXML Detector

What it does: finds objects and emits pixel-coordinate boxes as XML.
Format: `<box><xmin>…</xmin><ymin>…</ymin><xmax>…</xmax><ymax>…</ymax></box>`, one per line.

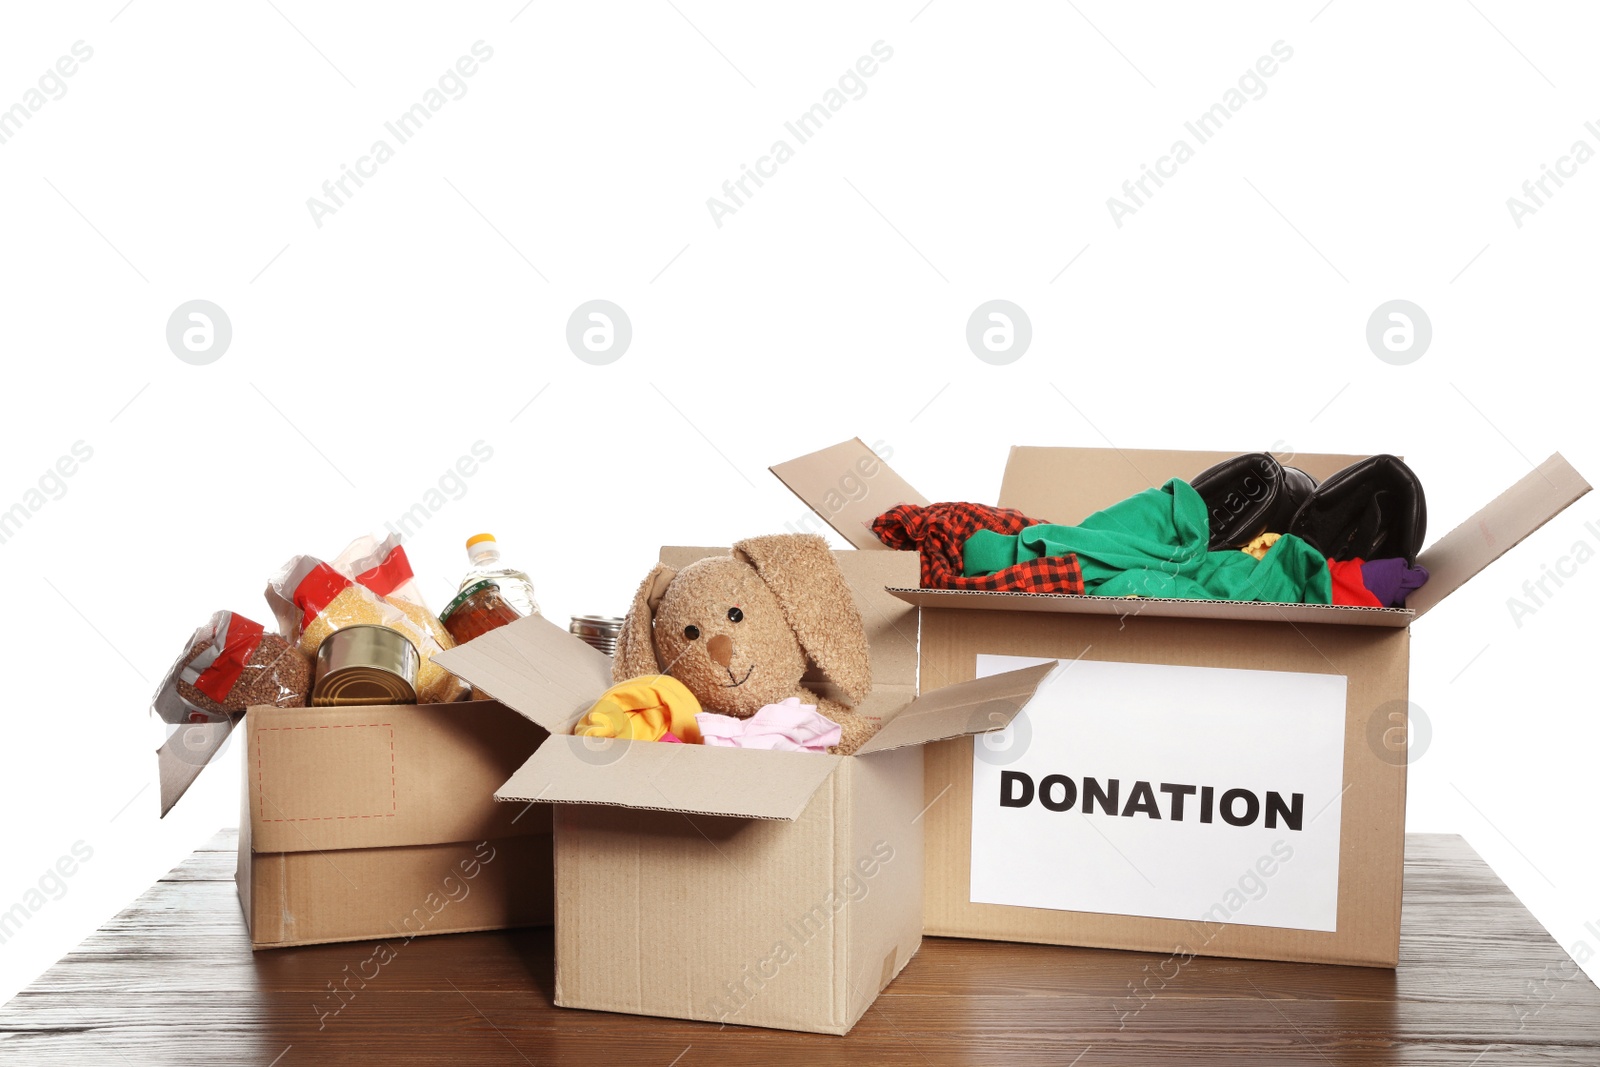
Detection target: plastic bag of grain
<box><xmin>152</xmin><ymin>610</ymin><xmax>311</xmax><ymax>724</ymax></box>
<box><xmin>266</xmin><ymin>536</ymin><xmax>470</xmax><ymax>704</ymax></box>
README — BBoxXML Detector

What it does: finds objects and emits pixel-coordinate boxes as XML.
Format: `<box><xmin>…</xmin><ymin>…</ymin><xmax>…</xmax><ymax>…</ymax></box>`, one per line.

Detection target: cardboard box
<box><xmin>773</xmin><ymin>439</ymin><xmax>1590</xmax><ymax>967</ymax></box>
<box><xmin>435</xmin><ymin>549</ymin><xmax>1059</xmax><ymax>1035</ymax></box>
<box><xmin>159</xmin><ymin>699</ymin><xmax>554</xmax><ymax>950</ymax></box>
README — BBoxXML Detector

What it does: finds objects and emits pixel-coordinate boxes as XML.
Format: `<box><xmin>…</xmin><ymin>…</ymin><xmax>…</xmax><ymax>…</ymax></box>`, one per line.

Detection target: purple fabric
<box><xmin>1361</xmin><ymin>558</ymin><xmax>1429</xmax><ymax>607</ymax></box>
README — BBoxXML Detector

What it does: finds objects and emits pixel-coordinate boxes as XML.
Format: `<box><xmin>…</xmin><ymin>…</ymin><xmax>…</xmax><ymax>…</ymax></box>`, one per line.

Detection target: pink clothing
<box><xmin>696</xmin><ymin>698</ymin><xmax>842</xmax><ymax>753</ymax></box>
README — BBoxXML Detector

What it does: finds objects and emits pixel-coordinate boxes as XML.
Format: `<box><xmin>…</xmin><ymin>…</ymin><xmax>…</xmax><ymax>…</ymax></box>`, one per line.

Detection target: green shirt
<box><xmin>962</xmin><ymin>478</ymin><xmax>1332</xmax><ymax>603</ymax></box>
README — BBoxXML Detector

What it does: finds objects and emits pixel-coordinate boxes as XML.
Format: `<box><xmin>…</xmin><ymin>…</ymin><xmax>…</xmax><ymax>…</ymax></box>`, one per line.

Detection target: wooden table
<box><xmin>2</xmin><ymin>832</ymin><xmax>1596</xmax><ymax>1065</ymax></box>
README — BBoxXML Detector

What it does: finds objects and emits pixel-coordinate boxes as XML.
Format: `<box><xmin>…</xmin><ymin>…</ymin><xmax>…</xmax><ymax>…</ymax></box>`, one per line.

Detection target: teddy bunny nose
<box><xmin>706</xmin><ymin>633</ymin><xmax>734</xmax><ymax>667</ymax></box>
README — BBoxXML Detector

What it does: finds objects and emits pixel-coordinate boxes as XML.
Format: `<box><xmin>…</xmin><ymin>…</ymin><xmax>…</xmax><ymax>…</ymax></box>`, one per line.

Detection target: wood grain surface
<box><xmin>1</xmin><ymin>832</ymin><xmax>1596</xmax><ymax>1065</ymax></box>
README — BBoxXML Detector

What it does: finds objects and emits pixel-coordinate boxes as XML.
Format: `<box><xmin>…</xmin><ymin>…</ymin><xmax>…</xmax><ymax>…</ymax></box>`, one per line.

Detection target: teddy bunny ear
<box><xmin>612</xmin><ymin>562</ymin><xmax>677</xmax><ymax>682</ymax></box>
<box><xmin>732</xmin><ymin>533</ymin><xmax>873</xmax><ymax>706</ymax></box>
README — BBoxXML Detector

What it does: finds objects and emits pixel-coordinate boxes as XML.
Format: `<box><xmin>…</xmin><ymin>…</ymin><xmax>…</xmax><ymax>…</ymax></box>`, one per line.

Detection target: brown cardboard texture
<box><xmin>235</xmin><ymin>700</ymin><xmax>553</xmax><ymax>950</ymax></box>
<box><xmin>770</xmin><ymin>438</ymin><xmax>922</xmax><ymax>551</ymax></box>
<box><xmin>434</xmin><ymin>549</ymin><xmax>1058</xmax><ymax>1035</ymax></box>
<box><xmin>774</xmin><ymin>439</ymin><xmax>1590</xmax><ymax>968</ymax></box>
<box><xmin>1409</xmin><ymin>452</ymin><xmax>1590</xmax><ymax>617</ymax></box>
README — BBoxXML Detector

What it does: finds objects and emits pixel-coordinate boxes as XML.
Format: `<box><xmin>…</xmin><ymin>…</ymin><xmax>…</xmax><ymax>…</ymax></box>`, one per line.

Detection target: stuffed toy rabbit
<box><xmin>612</xmin><ymin>533</ymin><xmax>876</xmax><ymax>754</ymax></box>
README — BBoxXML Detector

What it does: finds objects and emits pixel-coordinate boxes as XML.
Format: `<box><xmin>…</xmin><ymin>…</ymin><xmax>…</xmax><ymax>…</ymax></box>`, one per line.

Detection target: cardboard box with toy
<box><xmin>436</xmin><ymin>542</ymin><xmax>1061</xmax><ymax>1035</ymax></box>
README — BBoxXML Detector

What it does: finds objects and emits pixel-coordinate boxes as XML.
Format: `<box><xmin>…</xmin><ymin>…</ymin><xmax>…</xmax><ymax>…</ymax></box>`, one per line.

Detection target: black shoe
<box><xmin>1286</xmin><ymin>454</ymin><xmax>1426</xmax><ymax>563</ymax></box>
<box><xmin>1190</xmin><ymin>453</ymin><xmax>1318</xmax><ymax>551</ymax></box>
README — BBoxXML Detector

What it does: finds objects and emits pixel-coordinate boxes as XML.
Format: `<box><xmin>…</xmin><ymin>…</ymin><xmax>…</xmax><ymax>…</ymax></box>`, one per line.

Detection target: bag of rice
<box><xmin>266</xmin><ymin>535</ymin><xmax>470</xmax><ymax>704</ymax></box>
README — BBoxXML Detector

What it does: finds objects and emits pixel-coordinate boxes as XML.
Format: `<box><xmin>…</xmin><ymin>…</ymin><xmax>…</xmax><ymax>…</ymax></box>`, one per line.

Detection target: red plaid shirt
<box><xmin>872</xmin><ymin>502</ymin><xmax>1086</xmax><ymax>594</ymax></box>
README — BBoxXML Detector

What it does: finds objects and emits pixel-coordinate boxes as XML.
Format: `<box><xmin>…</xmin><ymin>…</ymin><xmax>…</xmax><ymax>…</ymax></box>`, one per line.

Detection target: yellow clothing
<box><xmin>1240</xmin><ymin>532</ymin><xmax>1282</xmax><ymax>561</ymax></box>
<box><xmin>575</xmin><ymin>676</ymin><xmax>703</xmax><ymax>744</ymax></box>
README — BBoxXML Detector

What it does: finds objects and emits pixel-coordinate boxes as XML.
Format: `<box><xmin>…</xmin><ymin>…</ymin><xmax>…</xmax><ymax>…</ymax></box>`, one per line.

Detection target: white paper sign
<box><xmin>970</xmin><ymin>655</ymin><xmax>1347</xmax><ymax>932</ymax></box>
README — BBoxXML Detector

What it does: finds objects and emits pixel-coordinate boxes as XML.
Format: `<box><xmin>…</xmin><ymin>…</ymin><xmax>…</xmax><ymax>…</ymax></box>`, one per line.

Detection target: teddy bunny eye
<box><xmin>683</xmin><ymin>624</ymin><xmax>700</xmax><ymax>641</ymax></box>
<box><xmin>727</xmin><ymin>607</ymin><xmax>743</xmax><ymax>623</ymax></box>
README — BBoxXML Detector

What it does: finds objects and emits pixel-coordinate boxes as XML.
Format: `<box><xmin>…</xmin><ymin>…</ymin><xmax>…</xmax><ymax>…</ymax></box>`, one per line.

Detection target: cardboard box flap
<box><xmin>1410</xmin><ymin>452</ymin><xmax>1591</xmax><ymax>619</ymax></box>
<box><xmin>432</xmin><ymin>613</ymin><xmax>613</xmax><ymax>734</ymax></box>
<box><xmin>855</xmin><ymin>661</ymin><xmax>1059</xmax><ymax>755</ymax></box>
<box><xmin>496</xmin><ymin>734</ymin><xmax>844</xmax><ymax>821</ymax></box>
<box><xmin>770</xmin><ymin>437</ymin><xmax>927</xmax><ymax>550</ymax></box>
<box><xmin>157</xmin><ymin>718</ymin><xmax>237</xmax><ymax>817</ymax></box>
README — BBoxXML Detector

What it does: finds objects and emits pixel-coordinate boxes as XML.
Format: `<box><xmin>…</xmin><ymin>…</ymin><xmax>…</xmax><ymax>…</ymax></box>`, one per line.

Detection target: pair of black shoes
<box><xmin>1190</xmin><ymin>453</ymin><xmax>1426</xmax><ymax>563</ymax></box>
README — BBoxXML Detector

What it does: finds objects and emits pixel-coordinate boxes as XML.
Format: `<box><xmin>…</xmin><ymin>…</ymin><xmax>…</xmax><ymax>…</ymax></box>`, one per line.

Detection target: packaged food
<box><xmin>266</xmin><ymin>534</ymin><xmax>470</xmax><ymax>704</ymax></box>
<box><xmin>312</xmin><ymin>624</ymin><xmax>420</xmax><ymax>707</ymax></box>
<box><xmin>153</xmin><ymin>611</ymin><xmax>311</xmax><ymax>724</ymax></box>
<box><xmin>439</xmin><ymin>580</ymin><xmax>522</xmax><ymax>644</ymax></box>
<box><xmin>569</xmin><ymin>615</ymin><xmax>624</xmax><ymax>656</ymax></box>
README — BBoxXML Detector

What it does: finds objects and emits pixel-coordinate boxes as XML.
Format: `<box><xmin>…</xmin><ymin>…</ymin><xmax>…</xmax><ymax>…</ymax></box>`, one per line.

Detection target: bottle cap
<box><xmin>466</xmin><ymin>533</ymin><xmax>496</xmax><ymax>549</ymax></box>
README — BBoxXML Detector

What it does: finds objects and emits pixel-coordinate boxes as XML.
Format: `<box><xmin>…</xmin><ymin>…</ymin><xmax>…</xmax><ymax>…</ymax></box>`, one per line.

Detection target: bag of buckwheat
<box><xmin>152</xmin><ymin>611</ymin><xmax>311</xmax><ymax>724</ymax></box>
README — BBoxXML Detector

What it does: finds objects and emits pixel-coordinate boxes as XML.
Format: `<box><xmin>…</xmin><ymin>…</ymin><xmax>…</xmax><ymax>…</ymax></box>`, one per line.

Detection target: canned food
<box><xmin>312</xmin><ymin>624</ymin><xmax>420</xmax><ymax>707</ymax></box>
<box><xmin>569</xmin><ymin>615</ymin><xmax>624</xmax><ymax>657</ymax></box>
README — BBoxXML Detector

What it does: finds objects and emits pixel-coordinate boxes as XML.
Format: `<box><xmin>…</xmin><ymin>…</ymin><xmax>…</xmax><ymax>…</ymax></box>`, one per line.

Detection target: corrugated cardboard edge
<box><xmin>236</xmin><ymin>743</ymin><xmax>254</xmax><ymax>939</ymax></box>
<box><xmin>1410</xmin><ymin>452</ymin><xmax>1590</xmax><ymax>618</ymax></box>
<box><xmin>251</xmin><ymin>920</ymin><xmax>524</xmax><ymax>952</ymax></box>
<box><xmin>432</xmin><ymin>614</ymin><xmax>614</xmax><ymax>736</ymax></box>
<box><xmin>497</xmin><ymin>735</ymin><xmax>846</xmax><ymax>821</ymax></box>
<box><xmin>886</xmin><ymin>587</ymin><xmax>1415</xmax><ymax>628</ymax></box>
<box><xmin>855</xmin><ymin>662</ymin><xmax>1059</xmax><ymax>755</ymax></box>
<box><xmin>770</xmin><ymin>438</ymin><xmax>927</xmax><ymax>550</ymax></box>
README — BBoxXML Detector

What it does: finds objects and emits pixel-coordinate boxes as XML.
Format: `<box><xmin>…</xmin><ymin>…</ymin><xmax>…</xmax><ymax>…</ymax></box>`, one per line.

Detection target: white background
<box><xmin>970</xmin><ymin>657</ymin><xmax>1348</xmax><ymax>932</ymax></box>
<box><xmin>2</xmin><ymin>0</ymin><xmax>1598</xmax><ymax>1007</ymax></box>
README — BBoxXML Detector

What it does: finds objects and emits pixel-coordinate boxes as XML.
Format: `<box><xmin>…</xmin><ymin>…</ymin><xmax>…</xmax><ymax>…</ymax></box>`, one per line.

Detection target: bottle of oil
<box><xmin>458</xmin><ymin>534</ymin><xmax>539</xmax><ymax>617</ymax></box>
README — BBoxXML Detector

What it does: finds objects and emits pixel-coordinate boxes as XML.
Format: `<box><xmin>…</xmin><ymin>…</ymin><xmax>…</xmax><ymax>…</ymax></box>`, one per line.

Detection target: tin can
<box><xmin>569</xmin><ymin>615</ymin><xmax>624</xmax><ymax>657</ymax></box>
<box><xmin>312</xmin><ymin>624</ymin><xmax>420</xmax><ymax>707</ymax></box>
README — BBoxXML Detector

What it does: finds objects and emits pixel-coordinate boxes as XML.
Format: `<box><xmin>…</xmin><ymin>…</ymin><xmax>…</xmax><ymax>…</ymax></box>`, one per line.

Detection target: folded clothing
<box><xmin>872</xmin><ymin>502</ymin><xmax>1085</xmax><ymax>594</ymax></box>
<box><xmin>698</xmin><ymin>698</ymin><xmax>841</xmax><ymax>752</ymax></box>
<box><xmin>575</xmin><ymin>676</ymin><xmax>703</xmax><ymax>744</ymax></box>
<box><xmin>963</xmin><ymin>478</ymin><xmax>1334</xmax><ymax>603</ymax></box>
